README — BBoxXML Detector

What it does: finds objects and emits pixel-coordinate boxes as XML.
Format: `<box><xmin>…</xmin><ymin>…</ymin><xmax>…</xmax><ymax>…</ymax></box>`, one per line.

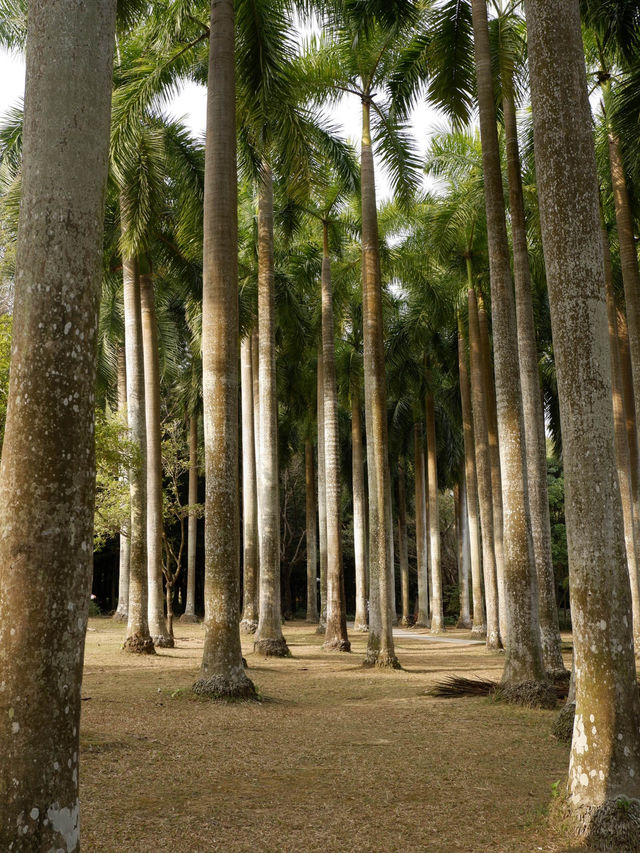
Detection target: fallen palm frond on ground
<box><xmin>428</xmin><ymin>675</ymin><xmax>569</xmax><ymax>708</ymax></box>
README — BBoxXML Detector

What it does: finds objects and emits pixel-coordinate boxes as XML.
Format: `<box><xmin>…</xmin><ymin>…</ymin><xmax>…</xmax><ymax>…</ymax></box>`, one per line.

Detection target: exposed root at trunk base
<box><xmin>552</xmin><ymin>702</ymin><xmax>575</xmax><ymax>742</ymax></box>
<box><xmin>254</xmin><ymin>638</ymin><xmax>291</xmax><ymax>657</ymax></box>
<box><xmin>123</xmin><ymin>634</ymin><xmax>156</xmax><ymax>655</ymax></box>
<box><xmin>192</xmin><ymin>674</ymin><xmax>258</xmax><ymax>701</ymax></box>
<box><xmin>496</xmin><ymin>680</ymin><xmax>558</xmax><ymax>709</ymax></box>
<box><xmin>547</xmin><ymin>667</ymin><xmax>570</xmax><ymax>685</ymax></box>
<box><xmin>112</xmin><ymin>611</ymin><xmax>127</xmax><ymax>623</ymax></box>
<box><xmin>471</xmin><ymin>624</ymin><xmax>487</xmax><ymax>638</ymax></box>
<box><xmin>240</xmin><ymin>619</ymin><xmax>258</xmax><ymax>635</ymax></box>
<box><xmin>456</xmin><ymin>618</ymin><xmax>472</xmax><ymax>629</ymax></box>
<box><xmin>353</xmin><ymin>622</ymin><xmax>369</xmax><ymax>633</ymax></box>
<box><xmin>322</xmin><ymin>638</ymin><xmax>351</xmax><ymax>652</ymax></box>
<box><xmin>180</xmin><ymin>613</ymin><xmax>199</xmax><ymax>624</ymax></box>
<box><xmin>568</xmin><ymin>798</ymin><xmax>640</xmax><ymax>851</ymax></box>
<box><xmin>153</xmin><ymin>635</ymin><xmax>175</xmax><ymax>649</ymax></box>
<box><xmin>375</xmin><ymin>650</ymin><xmax>402</xmax><ymax>670</ymax></box>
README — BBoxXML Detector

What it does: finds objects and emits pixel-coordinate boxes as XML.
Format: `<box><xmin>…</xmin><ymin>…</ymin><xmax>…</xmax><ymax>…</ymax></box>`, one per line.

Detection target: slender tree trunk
<box><xmin>398</xmin><ymin>458</ymin><xmax>411</xmax><ymax>626</ymax></box>
<box><xmin>603</xmin><ymin>226</ymin><xmax>640</xmax><ymax>648</ymax></box>
<box><xmin>181</xmin><ymin>413</ymin><xmax>199</xmax><ymax>622</ymax></box>
<box><xmin>503</xmin><ymin>86</ymin><xmax>564</xmax><ymax>672</ymax></box>
<box><xmin>619</xmin><ymin>313</ymin><xmax>640</xmax><ymax>514</ymax></box>
<box><xmin>321</xmin><ymin>224</ymin><xmax>350</xmax><ymax>651</ymax></box>
<box><xmin>361</xmin><ymin>98</ymin><xmax>398</xmax><ymax>668</ymax></box>
<box><xmin>458</xmin><ymin>320</ymin><xmax>485</xmax><ymax>635</ymax></box>
<box><xmin>123</xmin><ymin>251</ymin><xmax>154</xmax><ymax>654</ymax></box>
<box><xmin>0</xmin><ymin>0</ymin><xmax>117</xmax><ymax>845</ymax></box>
<box><xmin>425</xmin><ymin>388</ymin><xmax>444</xmax><ymax>632</ymax></box>
<box><xmin>470</xmin><ymin>0</ymin><xmax>545</xmax><ymax>685</ymax></box>
<box><xmin>477</xmin><ymin>297</ymin><xmax>507</xmax><ymax>642</ymax></box>
<box><xmin>194</xmin><ymin>0</ymin><xmax>255</xmax><ymax>697</ymax></box>
<box><xmin>114</xmin><ymin>346</ymin><xmax>130</xmax><ymax>621</ymax></box>
<box><xmin>526</xmin><ymin>0</ymin><xmax>640</xmax><ymax>836</ymax></box>
<box><xmin>240</xmin><ymin>337</ymin><xmax>259</xmax><ymax>633</ymax></box>
<box><xmin>139</xmin><ymin>270</ymin><xmax>172</xmax><ymax>647</ymax></box>
<box><xmin>316</xmin><ymin>349</ymin><xmax>328</xmax><ymax>632</ymax></box>
<box><xmin>456</xmin><ymin>481</ymin><xmax>472</xmax><ymax>628</ymax></box>
<box><xmin>254</xmin><ymin>164</ymin><xmax>289</xmax><ymax>657</ymax></box>
<box><xmin>352</xmin><ymin>393</ymin><xmax>369</xmax><ymax>630</ymax></box>
<box><xmin>468</xmin><ymin>288</ymin><xmax>500</xmax><ymax>648</ymax></box>
<box><xmin>305</xmin><ymin>440</ymin><xmax>319</xmax><ymax>622</ymax></box>
<box><xmin>414</xmin><ymin>423</ymin><xmax>430</xmax><ymax>627</ymax></box>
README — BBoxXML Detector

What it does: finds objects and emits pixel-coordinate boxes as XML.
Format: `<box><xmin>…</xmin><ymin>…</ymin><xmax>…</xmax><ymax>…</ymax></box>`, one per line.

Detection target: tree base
<box><xmin>552</xmin><ymin>702</ymin><xmax>575</xmax><ymax>742</ymax></box>
<box><xmin>431</xmin><ymin>626</ymin><xmax>446</xmax><ymax>635</ymax></box>
<box><xmin>497</xmin><ymin>679</ymin><xmax>557</xmax><ymax>709</ymax></box>
<box><xmin>254</xmin><ymin>638</ymin><xmax>291</xmax><ymax>657</ymax></box>
<box><xmin>456</xmin><ymin>617</ymin><xmax>472</xmax><ymax>629</ymax></box>
<box><xmin>123</xmin><ymin>634</ymin><xmax>155</xmax><ymax>655</ymax></box>
<box><xmin>353</xmin><ymin>622</ymin><xmax>369</xmax><ymax>633</ymax></box>
<box><xmin>180</xmin><ymin>613</ymin><xmax>199</xmax><ymax>624</ymax></box>
<box><xmin>471</xmin><ymin>623</ymin><xmax>487</xmax><ymax>637</ymax></box>
<box><xmin>400</xmin><ymin>618</ymin><xmax>413</xmax><ymax>628</ymax></box>
<box><xmin>569</xmin><ymin>797</ymin><xmax>640</xmax><ymax>851</ymax></box>
<box><xmin>486</xmin><ymin>635</ymin><xmax>503</xmax><ymax>651</ymax></box>
<box><xmin>192</xmin><ymin>673</ymin><xmax>258</xmax><ymax>701</ymax></box>
<box><xmin>547</xmin><ymin>667</ymin><xmax>571</xmax><ymax>684</ymax></box>
<box><xmin>375</xmin><ymin>650</ymin><xmax>402</xmax><ymax>670</ymax></box>
<box><xmin>153</xmin><ymin>635</ymin><xmax>175</xmax><ymax>649</ymax></box>
<box><xmin>323</xmin><ymin>638</ymin><xmax>351</xmax><ymax>652</ymax></box>
<box><xmin>414</xmin><ymin>620</ymin><xmax>431</xmax><ymax>630</ymax></box>
<box><xmin>315</xmin><ymin>623</ymin><xmax>326</xmax><ymax>636</ymax></box>
<box><xmin>305</xmin><ymin>617</ymin><xmax>319</xmax><ymax>625</ymax></box>
<box><xmin>240</xmin><ymin>619</ymin><xmax>258</xmax><ymax>635</ymax></box>
<box><xmin>112</xmin><ymin>610</ymin><xmax>127</xmax><ymax>623</ymax></box>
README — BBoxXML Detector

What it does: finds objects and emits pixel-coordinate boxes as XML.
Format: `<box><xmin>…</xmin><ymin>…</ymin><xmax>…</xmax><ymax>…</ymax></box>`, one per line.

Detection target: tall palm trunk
<box><xmin>470</xmin><ymin>0</ymin><xmax>545</xmax><ymax>684</ymax></box>
<box><xmin>305</xmin><ymin>439</ymin><xmax>319</xmax><ymax>622</ymax></box>
<box><xmin>468</xmin><ymin>288</ymin><xmax>500</xmax><ymax>648</ymax></box>
<box><xmin>352</xmin><ymin>392</ymin><xmax>369</xmax><ymax>631</ymax></box>
<box><xmin>619</xmin><ymin>313</ymin><xmax>640</xmax><ymax>514</ymax></box>
<box><xmin>477</xmin><ymin>297</ymin><xmax>507</xmax><ymax>642</ymax></box>
<box><xmin>140</xmin><ymin>270</ymin><xmax>172</xmax><ymax>647</ymax></box>
<box><xmin>361</xmin><ymin>98</ymin><xmax>398</xmax><ymax>668</ymax></box>
<box><xmin>123</xmin><ymin>251</ymin><xmax>154</xmax><ymax>655</ymax></box>
<box><xmin>414</xmin><ymin>423</ymin><xmax>430</xmax><ymax>627</ymax></box>
<box><xmin>194</xmin><ymin>0</ymin><xmax>255</xmax><ymax>697</ymax></box>
<box><xmin>240</xmin><ymin>337</ymin><xmax>259</xmax><ymax>633</ymax></box>
<box><xmin>251</xmin><ymin>330</ymin><xmax>262</xmax><ymax>551</ymax></box>
<box><xmin>114</xmin><ymin>346</ymin><xmax>130</xmax><ymax>621</ymax></box>
<box><xmin>398</xmin><ymin>458</ymin><xmax>411</xmax><ymax>626</ymax></box>
<box><xmin>181</xmin><ymin>413</ymin><xmax>199</xmax><ymax>622</ymax></box>
<box><xmin>254</xmin><ymin>164</ymin><xmax>289</xmax><ymax>657</ymax></box>
<box><xmin>0</xmin><ymin>0</ymin><xmax>117</xmax><ymax>845</ymax></box>
<box><xmin>603</xmin><ymin>226</ymin><xmax>640</xmax><ymax>647</ymax></box>
<box><xmin>525</xmin><ymin>0</ymin><xmax>640</xmax><ymax>834</ymax></box>
<box><xmin>316</xmin><ymin>349</ymin><xmax>328</xmax><ymax>631</ymax></box>
<box><xmin>425</xmin><ymin>388</ymin><xmax>444</xmax><ymax>632</ymax></box>
<box><xmin>503</xmin><ymin>86</ymin><xmax>564</xmax><ymax>672</ymax></box>
<box><xmin>455</xmin><ymin>481</ymin><xmax>472</xmax><ymax>629</ymax></box>
<box><xmin>458</xmin><ymin>320</ymin><xmax>485</xmax><ymax>635</ymax></box>
<box><xmin>321</xmin><ymin>224</ymin><xmax>350</xmax><ymax>651</ymax></box>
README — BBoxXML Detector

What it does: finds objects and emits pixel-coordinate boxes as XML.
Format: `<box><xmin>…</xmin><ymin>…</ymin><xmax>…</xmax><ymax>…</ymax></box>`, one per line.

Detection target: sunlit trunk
<box><xmin>414</xmin><ymin>423</ymin><xmax>430</xmax><ymax>627</ymax></box>
<box><xmin>352</xmin><ymin>393</ymin><xmax>368</xmax><ymax>631</ymax></box>
<box><xmin>114</xmin><ymin>346</ymin><xmax>130</xmax><ymax>621</ymax></box>
<box><xmin>398</xmin><ymin>458</ymin><xmax>411</xmax><ymax>626</ymax></box>
<box><xmin>425</xmin><ymin>388</ymin><xmax>444</xmax><ymax>632</ymax></box>
<box><xmin>455</xmin><ymin>481</ymin><xmax>472</xmax><ymax>629</ymax></box>
<box><xmin>305</xmin><ymin>439</ymin><xmax>319</xmax><ymax>623</ymax></box>
<box><xmin>240</xmin><ymin>337</ymin><xmax>259</xmax><ymax>633</ymax></box>
<box><xmin>316</xmin><ymin>348</ymin><xmax>328</xmax><ymax>631</ymax></box>
<box><xmin>181</xmin><ymin>413</ymin><xmax>199</xmax><ymax>622</ymax></box>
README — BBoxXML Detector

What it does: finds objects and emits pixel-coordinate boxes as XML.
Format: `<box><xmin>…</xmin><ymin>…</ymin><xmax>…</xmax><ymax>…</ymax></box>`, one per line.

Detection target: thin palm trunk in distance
<box><xmin>194</xmin><ymin>0</ymin><xmax>255</xmax><ymax>697</ymax></box>
<box><xmin>114</xmin><ymin>346</ymin><xmax>130</xmax><ymax>622</ymax></box>
<box><xmin>305</xmin><ymin>439</ymin><xmax>319</xmax><ymax>623</ymax></box>
<box><xmin>426</xmin><ymin>388</ymin><xmax>444</xmax><ymax>632</ymax></box>
<box><xmin>181</xmin><ymin>413</ymin><xmax>199</xmax><ymax>622</ymax></box>
<box><xmin>317</xmin><ymin>348</ymin><xmax>328</xmax><ymax>631</ymax></box>
<box><xmin>352</xmin><ymin>393</ymin><xmax>369</xmax><ymax>631</ymax></box>
<box><xmin>414</xmin><ymin>422</ymin><xmax>430</xmax><ymax>627</ymax></box>
<box><xmin>240</xmin><ymin>336</ymin><xmax>259</xmax><ymax>633</ymax></box>
<box><xmin>398</xmin><ymin>458</ymin><xmax>411</xmax><ymax>626</ymax></box>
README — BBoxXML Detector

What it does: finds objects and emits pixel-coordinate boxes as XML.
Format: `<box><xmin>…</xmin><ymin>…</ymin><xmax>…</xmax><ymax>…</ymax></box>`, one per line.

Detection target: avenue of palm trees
<box><xmin>1</xmin><ymin>0</ymin><xmax>640</xmax><ymax>850</ymax></box>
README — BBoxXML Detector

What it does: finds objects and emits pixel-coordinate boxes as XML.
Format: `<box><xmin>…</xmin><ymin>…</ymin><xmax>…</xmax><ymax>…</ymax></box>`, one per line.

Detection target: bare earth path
<box><xmin>80</xmin><ymin>619</ymin><xmax>581</xmax><ymax>852</ymax></box>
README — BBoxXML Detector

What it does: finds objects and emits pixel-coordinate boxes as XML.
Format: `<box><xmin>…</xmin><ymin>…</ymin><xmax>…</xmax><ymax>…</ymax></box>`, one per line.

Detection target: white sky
<box><xmin>0</xmin><ymin>45</ymin><xmax>442</xmax><ymax>201</ymax></box>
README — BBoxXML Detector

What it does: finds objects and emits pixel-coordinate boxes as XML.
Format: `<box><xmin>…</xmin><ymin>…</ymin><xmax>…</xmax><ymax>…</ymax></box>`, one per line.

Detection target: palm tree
<box><xmin>113</xmin><ymin>346</ymin><xmax>131</xmax><ymax>621</ymax></box>
<box><xmin>240</xmin><ymin>336</ymin><xmax>259</xmax><ymax>633</ymax></box>
<box><xmin>304</xmin><ymin>437</ymin><xmax>319</xmax><ymax>622</ymax></box>
<box><xmin>0</xmin><ymin>0</ymin><xmax>117</xmax><ymax>846</ymax></box>
<box><xmin>525</xmin><ymin>0</ymin><xmax>640</xmax><ymax>839</ymax></box>
<box><xmin>182</xmin><ymin>411</ymin><xmax>200</xmax><ymax>622</ymax></box>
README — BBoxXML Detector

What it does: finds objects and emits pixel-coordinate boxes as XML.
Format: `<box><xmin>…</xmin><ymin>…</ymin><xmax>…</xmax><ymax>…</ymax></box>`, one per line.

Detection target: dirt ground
<box><xmin>79</xmin><ymin>619</ymin><xmax>584</xmax><ymax>852</ymax></box>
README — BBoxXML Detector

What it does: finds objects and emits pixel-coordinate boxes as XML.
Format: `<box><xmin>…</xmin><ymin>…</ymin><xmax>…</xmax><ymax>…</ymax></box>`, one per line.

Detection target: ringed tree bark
<box><xmin>305</xmin><ymin>439</ymin><xmax>319</xmax><ymax>623</ymax></box>
<box><xmin>455</xmin><ymin>480</ymin><xmax>472</xmax><ymax>629</ymax></box>
<box><xmin>194</xmin><ymin>0</ymin><xmax>256</xmax><ymax>698</ymax></box>
<box><xmin>139</xmin><ymin>268</ymin><xmax>172</xmax><ymax>647</ymax></box>
<box><xmin>361</xmin><ymin>97</ymin><xmax>399</xmax><ymax>668</ymax></box>
<box><xmin>470</xmin><ymin>0</ymin><xmax>546</xmax><ymax>686</ymax></box>
<box><xmin>316</xmin><ymin>347</ymin><xmax>328</xmax><ymax>632</ymax></box>
<box><xmin>352</xmin><ymin>392</ymin><xmax>369</xmax><ymax>631</ymax></box>
<box><xmin>503</xmin><ymin>84</ymin><xmax>564</xmax><ymax>673</ymax></box>
<box><xmin>458</xmin><ymin>321</ymin><xmax>484</xmax><ymax>635</ymax></box>
<box><xmin>240</xmin><ymin>337</ymin><xmax>259</xmax><ymax>633</ymax></box>
<box><xmin>414</xmin><ymin>423</ymin><xmax>430</xmax><ymax>627</ymax></box>
<box><xmin>113</xmin><ymin>346</ymin><xmax>130</xmax><ymax>622</ymax></box>
<box><xmin>526</xmin><ymin>0</ymin><xmax>640</xmax><ymax>838</ymax></box>
<box><xmin>122</xmin><ymin>251</ymin><xmax>154</xmax><ymax>655</ymax></box>
<box><xmin>321</xmin><ymin>222</ymin><xmax>350</xmax><ymax>651</ymax></box>
<box><xmin>181</xmin><ymin>413</ymin><xmax>199</xmax><ymax>622</ymax></box>
<box><xmin>425</xmin><ymin>387</ymin><xmax>444</xmax><ymax>632</ymax></box>
<box><xmin>398</xmin><ymin>457</ymin><xmax>411</xmax><ymax>626</ymax></box>
<box><xmin>0</xmin><ymin>0</ymin><xmax>117</xmax><ymax>846</ymax></box>
<box><xmin>254</xmin><ymin>163</ymin><xmax>289</xmax><ymax>657</ymax></box>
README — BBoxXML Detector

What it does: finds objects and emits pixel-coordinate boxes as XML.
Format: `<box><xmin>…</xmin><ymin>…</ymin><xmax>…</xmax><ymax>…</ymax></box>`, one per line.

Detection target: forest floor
<box><xmin>80</xmin><ymin>619</ymin><xmax>586</xmax><ymax>853</ymax></box>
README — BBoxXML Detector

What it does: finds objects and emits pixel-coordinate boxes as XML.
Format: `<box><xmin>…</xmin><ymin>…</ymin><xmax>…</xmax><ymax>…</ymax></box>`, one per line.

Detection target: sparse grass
<box><xmin>80</xmin><ymin>620</ymin><xmax>585</xmax><ymax>852</ymax></box>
